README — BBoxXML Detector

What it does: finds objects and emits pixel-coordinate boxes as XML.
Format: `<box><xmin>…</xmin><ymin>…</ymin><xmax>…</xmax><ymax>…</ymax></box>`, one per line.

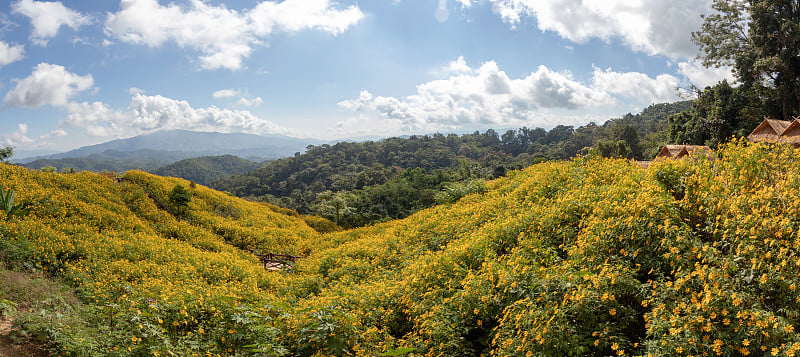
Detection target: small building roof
<box><xmin>656</xmin><ymin>145</ymin><xmax>686</xmax><ymax>158</ymax></box>
<box><xmin>675</xmin><ymin>145</ymin><xmax>711</xmax><ymax>158</ymax></box>
<box><xmin>747</xmin><ymin>118</ymin><xmax>793</xmax><ymax>142</ymax></box>
<box><xmin>655</xmin><ymin>145</ymin><xmax>711</xmax><ymax>160</ymax></box>
<box><xmin>779</xmin><ymin>117</ymin><xmax>800</xmax><ymax>147</ymax></box>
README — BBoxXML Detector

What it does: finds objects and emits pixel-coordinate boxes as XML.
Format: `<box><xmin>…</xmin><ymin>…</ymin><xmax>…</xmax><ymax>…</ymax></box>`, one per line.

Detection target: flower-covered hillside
<box><xmin>0</xmin><ymin>167</ymin><xmax>319</xmax><ymax>355</ymax></box>
<box><xmin>2</xmin><ymin>140</ymin><xmax>800</xmax><ymax>356</ymax></box>
<box><xmin>279</xmin><ymin>139</ymin><xmax>800</xmax><ymax>356</ymax></box>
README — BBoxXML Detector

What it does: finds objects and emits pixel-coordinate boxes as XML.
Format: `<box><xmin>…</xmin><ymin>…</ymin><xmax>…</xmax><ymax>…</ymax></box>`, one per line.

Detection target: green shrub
<box><xmin>0</xmin><ymin>184</ymin><xmax>30</xmax><ymax>219</ymax></box>
<box><xmin>434</xmin><ymin>179</ymin><xmax>486</xmax><ymax>204</ymax></box>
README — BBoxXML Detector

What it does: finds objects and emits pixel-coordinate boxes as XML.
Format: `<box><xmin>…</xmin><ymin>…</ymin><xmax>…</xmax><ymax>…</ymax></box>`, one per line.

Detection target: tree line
<box><xmin>212</xmin><ymin>101</ymin><xmax>689</xmax><ymax>228</ymax></box>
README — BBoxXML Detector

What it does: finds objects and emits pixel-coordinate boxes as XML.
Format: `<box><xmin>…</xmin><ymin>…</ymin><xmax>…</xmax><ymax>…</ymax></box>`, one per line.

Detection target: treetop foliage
<box><xmin>0</xmin><ymin>146</ymin><xmax>13</xmax><ymax>163</ymax></box>
<box><xmin>693</xmin><ymin>0</ymin><xmax>800</xmax><ymax>120</ymax></box>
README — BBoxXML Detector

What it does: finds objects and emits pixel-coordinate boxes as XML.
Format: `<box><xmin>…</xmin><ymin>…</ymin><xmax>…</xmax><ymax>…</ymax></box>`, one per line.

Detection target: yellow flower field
<box><xmin>1</xmin><ymin>139</ymin><xmax>799</xmax><ymax>356</ymax></box>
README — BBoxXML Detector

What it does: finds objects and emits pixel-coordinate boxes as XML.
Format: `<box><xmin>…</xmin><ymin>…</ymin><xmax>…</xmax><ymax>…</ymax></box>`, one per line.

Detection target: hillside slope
<box><xmin>0</xmin><ymin>167</ymin><xmax>320</xmax><ymax>355</ymax></box>
<box><xmin>1</xmin><ymin>140</ymin><xmax>800</xmax><ymax>356</ymax></box>
<box><xmin>280</xmin><ymin>139</ymin><xmax>800</xmax><ymax>355</ymax></box>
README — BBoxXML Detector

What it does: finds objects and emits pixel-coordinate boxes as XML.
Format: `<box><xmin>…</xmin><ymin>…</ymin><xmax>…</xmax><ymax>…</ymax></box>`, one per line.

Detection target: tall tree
<box><xmin>693</xmin><ymin>0</ymin><xmax>800</xmax><ymax>120</ymax></box>
<box><xmin>668</xmin><ymin>80</ymin><xmax>764</xmax><ymax>147</ymax></box>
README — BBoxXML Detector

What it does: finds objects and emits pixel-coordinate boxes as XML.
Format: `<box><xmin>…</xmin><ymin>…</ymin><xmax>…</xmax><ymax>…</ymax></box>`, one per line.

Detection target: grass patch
<box><xmin>0</xmin><ymin>262</ymin><xmax>100</xmax><ymax>356</ymax></box>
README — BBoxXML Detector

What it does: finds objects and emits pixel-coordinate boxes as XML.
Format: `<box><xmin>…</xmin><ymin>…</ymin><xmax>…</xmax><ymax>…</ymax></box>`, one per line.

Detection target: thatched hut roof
<box><xmin>675</xmin><ymin>145</ymin><xmax>711</xmax><ymax>158</ymax></box>
<box><xmin>655</xmin><ymin>145</ymin><xmax>712</xmax><ymax>160</ymax></box>
<box><xmin>747</xmin><ymin>118</ymin><xmax>793</xmax><ymax>142</ymax></box>
<box><xmin>656</xmin><ymin>145</ymin><xmax>686</xmax><ymax>159</ymax></box>
<box><xmin>779</xmin><ymin>117</ymin><xmax>800</xmax><ymax>147</ymax></box>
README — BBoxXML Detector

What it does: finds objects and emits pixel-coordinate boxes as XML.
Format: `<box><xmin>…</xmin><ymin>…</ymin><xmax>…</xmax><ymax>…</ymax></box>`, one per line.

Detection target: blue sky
<box><xmin>0</xmin><ymin>0</ymin><xmax>734</xmax><ymax>152</ymax></box>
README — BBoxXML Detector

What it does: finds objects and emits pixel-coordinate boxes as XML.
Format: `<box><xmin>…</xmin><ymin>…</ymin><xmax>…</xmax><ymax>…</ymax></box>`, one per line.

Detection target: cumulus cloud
<box><xmin>60</xmin><ymin>93</ymin><xmax>283</xmax><ymax>137</ymax></box>
<box><xmin>339</xmin><ymin>58</ymin><xmax>688</xmax><ymax>132</ymax></box>
<box><xmin>105</xmin><ymin>0</ymin><xmax>364</xmax><ymax>70</ymax></box>
<box><xmin>441</xmin><ymin>56</ymin><xmax>472</xmax><ymax>74</ymax></box>
<box><xmin>11</xmin><ymin>0</ymin><xmax>91</xmax><ymax>46</ymax></box>
<box><xmin>339</xmin><ymin>59</ymin><xmax>616</xmax><ymax>131</ymax></box>
<box><xmin>3</xmin><ymin>63</ymin><xmax>94</xmax><ymax>108</ymax></box>
<box><xmin>0</xmin><ymin>41</ymin><xmax>24</xmax><ymax>68</ymax></box>
<box><xmin>677</xmin><ymin>60</ymin><xmax>736</xmax><ymax>89</ymax></box>
<box><xmin>483</xmin><ymin>0</ymin><xmax>709</xmax><ymax>59</ymax></box>
<box><xmin>1</xmin><ymin>123</ymin><xmax>34</xmax><ymax>146</ymax></box>
<box><xmin>591</xmin><ymin>67</ymin><xmax>689</xmax><ymax>103</ymax></box>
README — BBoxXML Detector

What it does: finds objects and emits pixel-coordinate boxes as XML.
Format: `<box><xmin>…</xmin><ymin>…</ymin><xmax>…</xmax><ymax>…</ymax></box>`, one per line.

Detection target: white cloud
<box><xmin>236</xmin><ymin>96</ymin><xmax>262</xmax><ymax>107</ymax></box>
<box><xmin>1</xmin><ymin>123</ymin><xmax>34</xmax><ymax>146</ymax></box>
<box><xmin>213</xmin><ymin>88</ymin><xmax>262</xmax><ymax>106</ymax></box>
<box><xmin>105</xmin><ymin>0</ymin><xmax>364</xmax><ymax>70</ymax></box>
<box><xmin>37</xmin><ymin>127</ymin><xmax>67</xmax><ymax>143</ymax></box>
<box><xmin>62</xmin><ymin>101</ymin><xmax>125</xmax><ymax>128</ymax></box>
<box><xmin>212</xmin><ymin>89</ymin><xmax>239</xmax><ymax>98</ymax></box>
<box><xmin>441</xmin><ymin>56</ymin><xmax>472</xmax><ymax>74</ymax></box>
<box><xmin>483</xmin><ymin>0</ymin><xmax>709</xmax><ymax>59</ymax></box>
<box><xmin>3</xmin><ymin>63</ymin><xmax>94</xmax><ymax>108</ymax></box>
<box><xmin>339</xmin><ymin>59</ymin><xmax>615</xmax><ymax>131</ymax></box>
<box><xmin>128</xmin><ymin>87</ymin><xmax>145</xmax><ymax>95</ymax></box>
<box><xmin>60</xmin><ymin>93</ymin><xmax>283</xmax><ymax>137</ymax></box>
<box><xmin>591</xmin><ymin>67</ymin><xmax>688</xmax><ymax>103</ymax></box>
<box><xmin>11</xmin><ymin>0</ymin><xmax>91</xmax><ymax>46</ymax></box>
<box><xmin>248</xmin><ymin>0</ymin><xmax>365</xmax><ymax>35</ymax></box>
<box><xmin>2</xmin><ymin>124</ymin><xmax>68</xmax><ymax>148</ymax></box>
<box><xmin>0</xmin><ymin>41</ymin><xmax>24</xmax><ymax>68</ymax></box>
<box><xmin>338</xmin><ymin>90</ymin><xmax>374</xmax><ymax>111</ymax></box>
<box><xmin>339</xmin><ymin>58</ymin><xmax>690</xmax><ymax>132</ymax></box>
<box><xmin>677</xmin><ymin>60</ymin><xmax>736</xmax><ymax>89</ymax></box>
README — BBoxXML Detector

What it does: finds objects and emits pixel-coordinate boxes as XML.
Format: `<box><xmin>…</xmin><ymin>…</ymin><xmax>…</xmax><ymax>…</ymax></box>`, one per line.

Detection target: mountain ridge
<box><xmin>19</xmin><ymin>130</ymin><xmax>326</xmax><ymax>164</ymax></box>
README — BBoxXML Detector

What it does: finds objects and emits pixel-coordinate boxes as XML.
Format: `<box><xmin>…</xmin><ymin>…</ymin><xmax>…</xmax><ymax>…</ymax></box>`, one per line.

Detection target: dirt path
<box><xmin>0</xmin><ymin>316</ymin><xmax>49</xmax><ymax>357</ymax></box>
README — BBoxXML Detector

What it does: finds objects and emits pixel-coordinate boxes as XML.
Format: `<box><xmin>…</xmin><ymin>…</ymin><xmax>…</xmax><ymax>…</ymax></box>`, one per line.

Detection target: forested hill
<box><xmin>153</xmin><ymin>155</ymin><xmax>262</xmax><ymax>186</ymax></box>
<box><xmin>212</xmin><ymin>101</ymin><xmax>690</xmax><ymax>227</ymax></box>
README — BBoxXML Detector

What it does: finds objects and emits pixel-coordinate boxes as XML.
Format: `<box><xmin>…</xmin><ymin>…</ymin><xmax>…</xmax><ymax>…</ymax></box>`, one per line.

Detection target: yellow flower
<box><xmin>609</xmin><ymin>308</ymin><xmax>617</xmax><ymax>316</ymax></box>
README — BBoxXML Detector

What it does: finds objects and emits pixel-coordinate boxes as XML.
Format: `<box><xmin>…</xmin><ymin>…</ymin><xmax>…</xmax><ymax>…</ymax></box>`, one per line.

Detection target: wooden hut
<box><xmin>655</xmin><ymin>145</ymin><xmax>711</xmax><ymax>159</ymax></box>
<box><xmin>747</xmin><ymin>118</ymin><xmax>793</xmax><ymax>143</ymax></box>
<box><xmin>655</xmin><ymin>145</ymin><xmax>686</xmax><ymax>159</ymax></box>
<box><xmin>778</xmin><ymin>117</ymin><xmax>800</xmax><ymax>147</ymax></box>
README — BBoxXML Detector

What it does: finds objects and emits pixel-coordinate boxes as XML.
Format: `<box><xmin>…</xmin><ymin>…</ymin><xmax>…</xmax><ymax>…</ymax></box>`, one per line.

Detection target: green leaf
<box><xmin>381</xmin><ymin>347</ymin><xmax>417</xmax><ymax>356</ymax></box>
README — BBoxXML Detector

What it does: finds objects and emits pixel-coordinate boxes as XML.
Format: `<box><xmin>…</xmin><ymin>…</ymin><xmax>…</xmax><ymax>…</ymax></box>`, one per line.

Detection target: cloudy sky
<box><xmin>0</xmin><ymin>0</ymin><xmax>734</xmax><ymax>152</ymax></box>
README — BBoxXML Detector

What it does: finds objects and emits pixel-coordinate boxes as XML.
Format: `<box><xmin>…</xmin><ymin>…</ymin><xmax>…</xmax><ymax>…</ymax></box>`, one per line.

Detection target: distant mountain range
<box><xmin>21</xmin><ymin>130</ymin><xmax>324</xmax><ymax>164</ymax></box>
<box><xmin>18</xmin><ymin>129</ymin><xmax>328</xmax><ymax>173</ymax></box>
